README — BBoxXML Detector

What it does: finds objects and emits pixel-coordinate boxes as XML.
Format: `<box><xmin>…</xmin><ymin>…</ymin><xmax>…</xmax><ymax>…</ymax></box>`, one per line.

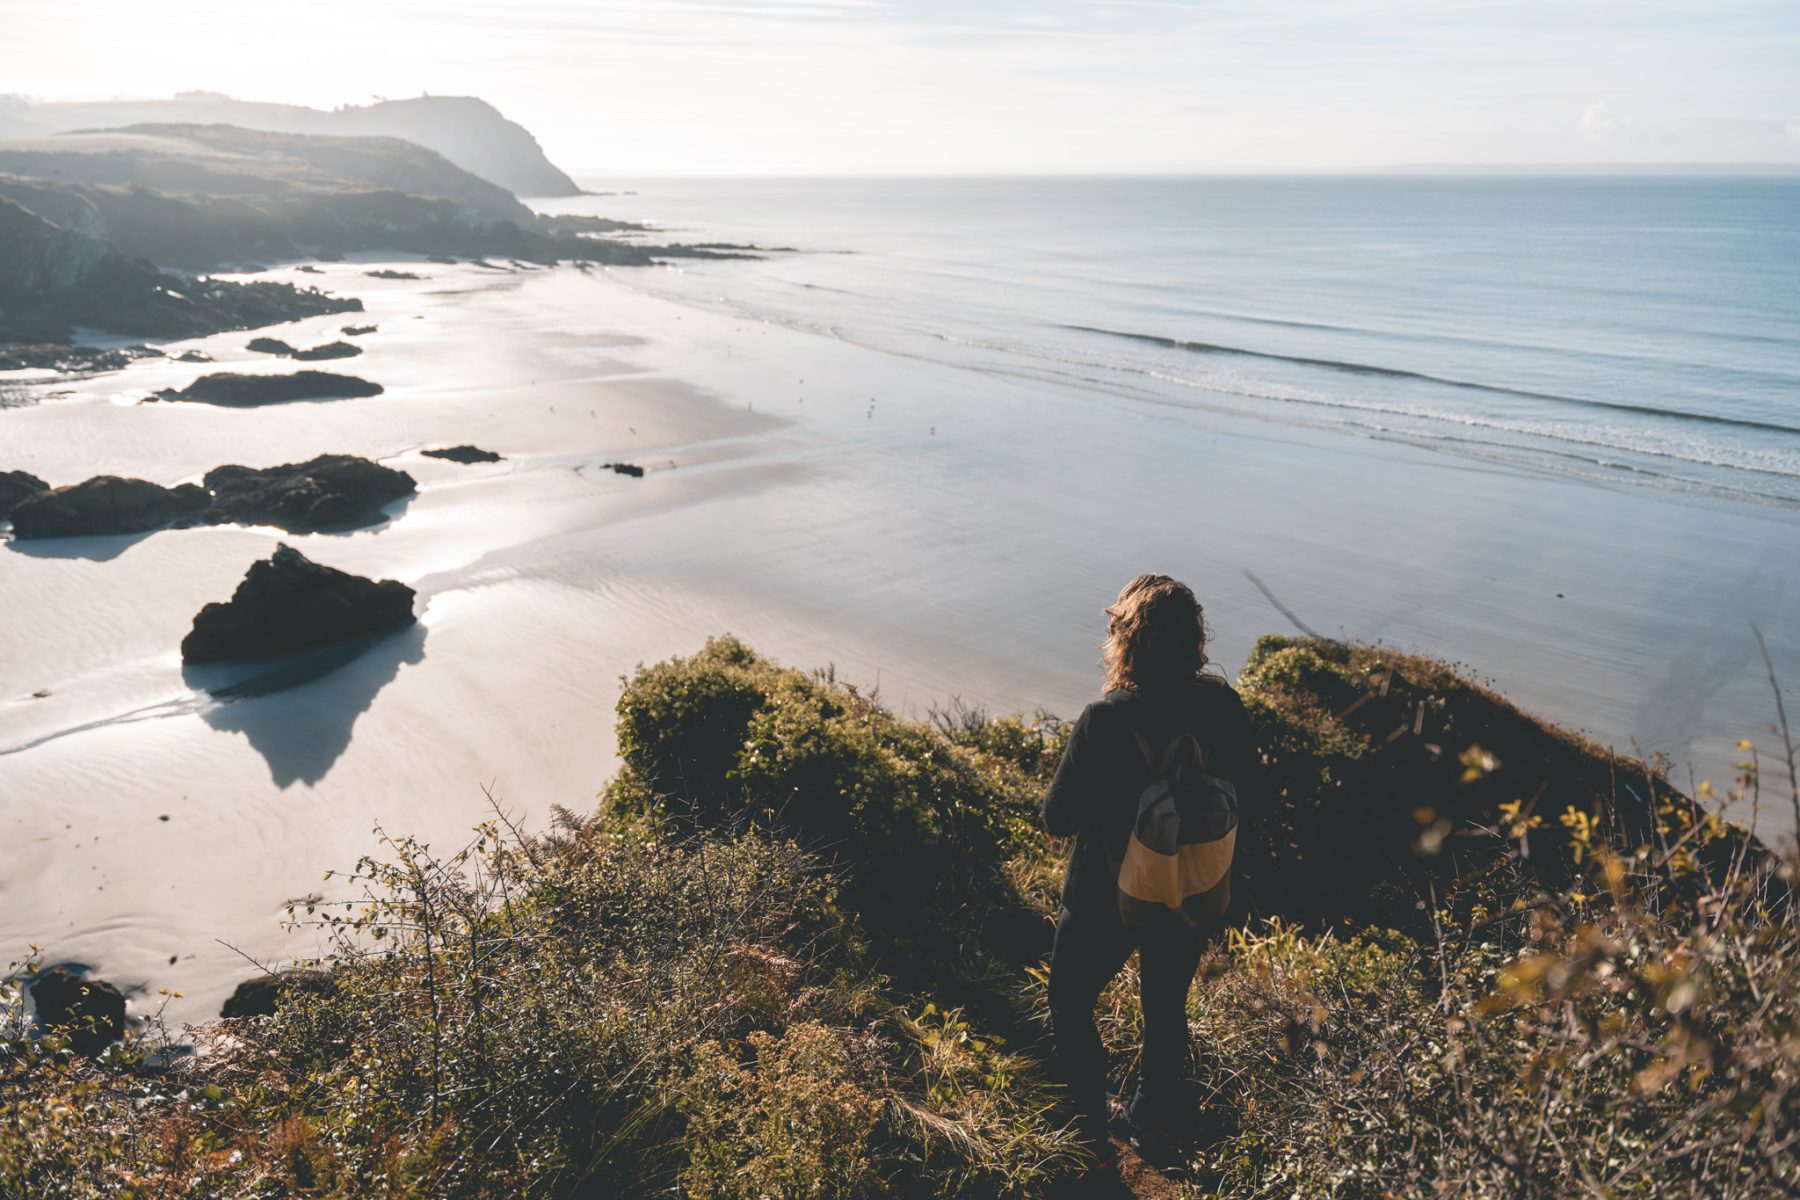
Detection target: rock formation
<box><xmin>152</xmin><ymin>371</ymin><xmax>384</xmax><ymax>407</ymax></box>
<box><xmin>0</xmin><ymin>194</ymin><xmax>361</xmax><ymax>346</ymax></box>
<box><xmin>0</xmin><ymin>468</ymin><xmax>48</xmax><ymax>519</ymax></box>
<box><xmin>9</xmin><ymin>475</ymin><xmax>210</xmax><ymax>539</ymax></box>
<box><xmin>422</xmin><ymin>445</ymin><xmax>502</xmax><ymax>464</ymax></box>
<box><xmin>246</xmin><ymin>337</ymin><xmax>361</xmax><ymax>361</ymax></box>
<box><xmin>181</xmin><ymin>543</ymin><xmax>417</xmax><ymax>663</ymax></box>
<box><xmin>293</xmin><ymin>341</ymin><xmax>360</xmax><ymax>361</ymax></box>
<box><xmin>204</xmin><ymin>454</ymin><xmax>415</xmax><ymax>531</ymax></box>
<box><xmin>219</xmin><ymin>968</ymin><xmax>334</xmax><ymax>1018</ymax></box>
<box><xmin>30</xmin><ymin>967</ymin><xmax>126</xmax><ymax>1054</ymax></box>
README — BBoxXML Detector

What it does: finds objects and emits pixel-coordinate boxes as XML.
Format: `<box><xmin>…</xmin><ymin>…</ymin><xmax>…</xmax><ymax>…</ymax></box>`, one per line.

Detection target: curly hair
<box><xmin>1101</xmin><ymin>574</ymin><xmax>1210</xmax><ymax>693</ymax></box>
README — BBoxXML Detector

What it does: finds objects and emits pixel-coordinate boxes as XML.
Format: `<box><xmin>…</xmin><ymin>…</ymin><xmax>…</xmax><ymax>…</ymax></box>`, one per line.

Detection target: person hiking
<box><xmin>1040</xmin><ymin>574</ymin><xmax>1258</xmax><ymax>1157</ymax></box>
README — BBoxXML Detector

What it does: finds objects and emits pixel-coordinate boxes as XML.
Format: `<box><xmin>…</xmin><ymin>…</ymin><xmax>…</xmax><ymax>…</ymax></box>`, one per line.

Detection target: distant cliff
<box><xmin>0</xmin><ymin>195</ymin><xmax>358</xmax><ymax>345</ymax></box>
<box><xmin>0</xmin><ymin>123</ymin><xmax>533</xmax><ymax>225</ymax></box>
<box><xmin>0</xmin><ymin>93</ymin><xmax>580</xmax><ymax>198</ymax></box>
<box><xmin>0</xmin><ymin>125</ymin><xmax>656</xmax><ymax>271</ymax></box>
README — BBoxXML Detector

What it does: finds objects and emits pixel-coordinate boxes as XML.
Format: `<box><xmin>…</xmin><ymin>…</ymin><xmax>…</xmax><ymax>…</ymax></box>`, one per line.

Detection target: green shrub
<box><xmin>607</xmin><ymin>640</ymin><xmax>1063</xmax><ymax>1000</ymax></box>
<box><xmin>1232</xmin><ymin>636</ymin><xmax>1732</xmax><ymax>934</ymax></box>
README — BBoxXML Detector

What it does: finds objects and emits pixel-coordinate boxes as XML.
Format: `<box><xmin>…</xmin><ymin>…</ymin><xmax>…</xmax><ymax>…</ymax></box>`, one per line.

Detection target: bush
<box><xmin>1233</xmin><ymin>636</ymin><xmax>1731</xmax><ymax>933</ymax></box>
<box><xmin>608</xmin><ymin>638</ymin><xmax>1066</xmax><ymax>998</ymax></box>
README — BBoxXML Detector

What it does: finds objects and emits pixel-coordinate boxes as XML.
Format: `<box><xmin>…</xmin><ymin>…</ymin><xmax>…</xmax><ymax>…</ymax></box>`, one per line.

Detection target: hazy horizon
<box><xmin>6</xmin><ymin>0</ymin><xmax>1797</xmax><ymax>176</ymax></box>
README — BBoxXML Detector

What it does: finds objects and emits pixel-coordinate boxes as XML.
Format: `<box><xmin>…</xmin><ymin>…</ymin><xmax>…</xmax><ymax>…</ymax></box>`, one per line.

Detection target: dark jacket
<box><xmin>1041</xmin><ymin>676</ymin><xmax>1259</xmax><ymax>914</ymax></box>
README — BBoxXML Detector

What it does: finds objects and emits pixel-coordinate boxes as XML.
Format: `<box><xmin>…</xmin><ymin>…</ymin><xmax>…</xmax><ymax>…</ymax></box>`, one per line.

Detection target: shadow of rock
<box><xmin>312</xmin><ymin>492</ymin><xmax>413</xmax><ymax>536</ymax></box>
<box><xmin>5</xmin><ymin>529</ymin><xmax>157</xmax><ymax>562</ymax></box>
<box><xmin>182</xmin><ymin>623</ymin><xmax>427</xmax><ymax>788</ymax></box>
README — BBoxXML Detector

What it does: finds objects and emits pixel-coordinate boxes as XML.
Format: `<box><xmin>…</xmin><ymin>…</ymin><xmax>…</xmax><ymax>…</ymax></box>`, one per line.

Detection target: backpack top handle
<box><xmin>1131</xmin><ymin>728</ymin><xmax>1206</xmax><ymax>779</ymax></box>
<box><xmin>1160</xmin><ymin>732</ymin><xmax>1205</xmax><ymax>779</ymax></box>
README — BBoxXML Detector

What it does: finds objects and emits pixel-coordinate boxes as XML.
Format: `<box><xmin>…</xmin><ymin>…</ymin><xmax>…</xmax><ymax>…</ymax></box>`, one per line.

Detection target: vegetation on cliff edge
<box><xmin>3</xmin><ymin>635</ymin><xmax>1794</xmax><ymax>1198</ymax></box>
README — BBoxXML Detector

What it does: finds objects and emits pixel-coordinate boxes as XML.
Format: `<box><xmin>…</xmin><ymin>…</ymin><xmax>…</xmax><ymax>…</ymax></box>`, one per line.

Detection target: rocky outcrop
<box><xmin>601</xmin><ymin>461</ymin><xmax>646</xmax><ymax>478</ymax></box>
<box><xmin>30</xmin><ymin>967</ymin><xmax>126</xmax><ymax>1054</ymax></box>
<box><xmin>5</xmin><ymin>455</ymin><xmax>412</xmax><ymax>540</ymax></box>
<box><xmin>294</xmin><ymin>341</ymin><xmax>360</xmax><ymax>361</ymax></box>
<box><xmin>342</xmin><ymin>324</ymin><xmax>377</xmax><ymax>336</ymax></box>
<box><xmin>220</xmin><ymin>968</ymin><xmax>334</xmax><ymax>1018</ymax></box>
<box><xmin>9</xmin><ymin>475</ymin><xmax>209</xmax><ymax>539</ymax></box>
<box><xmin>246</xmin><ymin>337</ymin><xmax>360</xmax><ymax>361</ymax></box>
<box><xmin>364</xmin><ymin>269</ymin><xmax>424</xmax><ymax>281</ymax></box>
<box><xmin>204</xmin><ymin>454</ymin><xmax>415</xmax><ymax>531</ymax></box>
<box><xmin>0</xmin><ymin>469</ymin><xmax>48</xmax><ymax>518</ymax></box>
<box><xmin>422</xmin><ymin>445</ymin><xmax>502</xmax><ymax>464</ymax></box>
<box><xmin>0</xmin><ymin>194</ymin><xmax>361</xmax><ymax>344</ymax></box>
<box><xmin>152</xmin><ymin>371</ymin><xmax>384</xmax><ymax>407</ymax></box>
<box><xmin>181</xmin><ymin>543</ymin><xmax>417</xmax><ymax>663</ymax></box>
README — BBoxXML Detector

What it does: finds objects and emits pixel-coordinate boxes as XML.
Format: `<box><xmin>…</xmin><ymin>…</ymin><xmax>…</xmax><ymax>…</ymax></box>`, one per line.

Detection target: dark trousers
<box><xmin>1047</xmin><ymin>904</ymin><xmax>1210</xmax><ymax>1132</ymax></box>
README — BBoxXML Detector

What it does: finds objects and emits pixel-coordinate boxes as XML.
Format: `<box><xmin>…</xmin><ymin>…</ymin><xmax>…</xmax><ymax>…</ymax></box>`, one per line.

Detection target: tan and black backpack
<box><xmin>1115</xmin><ymin>730</ymin><xmax>1239</xmax><ymax>927</ymax></box>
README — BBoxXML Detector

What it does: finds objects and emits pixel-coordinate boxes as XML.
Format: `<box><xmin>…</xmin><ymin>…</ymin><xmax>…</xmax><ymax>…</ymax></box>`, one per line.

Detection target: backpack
<box><xmin>1115</xmin><ymin>729</ymin><xmax>1239</xmax><ymax>928</ymax></box>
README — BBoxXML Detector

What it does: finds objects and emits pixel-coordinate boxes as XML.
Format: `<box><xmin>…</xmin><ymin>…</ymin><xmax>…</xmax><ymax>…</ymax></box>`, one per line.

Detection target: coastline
<box><xmin>1</xmin><ymin>253</ymin><xmax>1796</xmax><ymax>1027</ymax></box>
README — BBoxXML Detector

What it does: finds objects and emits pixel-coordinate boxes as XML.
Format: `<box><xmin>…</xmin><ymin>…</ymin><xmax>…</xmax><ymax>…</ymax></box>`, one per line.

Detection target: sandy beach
<box><xmin>2</xmin><ymin>257</ymin><xmax>1795</xmax><ymax>1027</ymax></box>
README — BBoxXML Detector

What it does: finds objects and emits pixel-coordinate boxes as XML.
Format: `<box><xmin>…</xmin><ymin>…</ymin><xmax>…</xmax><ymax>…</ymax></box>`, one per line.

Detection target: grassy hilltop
<box><xmin>4</xmin><ymin>636</ymin><xmax>1796</xmax><ymax>1198</ymax></box>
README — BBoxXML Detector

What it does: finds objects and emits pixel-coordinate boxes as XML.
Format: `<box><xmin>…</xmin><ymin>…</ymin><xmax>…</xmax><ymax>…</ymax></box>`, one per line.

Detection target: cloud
<box><xmin>1579</xmin><ymin>101</ymin><xmax>1622</xmax><ymax>142</ymax></box>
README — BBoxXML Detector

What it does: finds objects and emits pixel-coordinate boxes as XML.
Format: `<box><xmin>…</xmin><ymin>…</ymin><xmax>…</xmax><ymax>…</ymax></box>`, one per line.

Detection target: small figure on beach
<box><xmin>1041</xmin><ymin>574</ymin><xmax>1258</xmax><ymax>1163</ymax></box>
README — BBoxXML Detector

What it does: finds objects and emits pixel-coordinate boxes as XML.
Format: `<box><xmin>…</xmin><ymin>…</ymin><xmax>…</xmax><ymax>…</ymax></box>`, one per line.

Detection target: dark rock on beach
<box><xmin>601</xmin><ymin>461</ymin><xmax>646</xmax><ymax>478</ymax></box>
<box><xmin>0</xmin><ymin>469</ymin><xmax>49</xmax><ymax>519</ymax></box>
<box><xmin>422</xmin><ymin>445</ymin><xmax>502</xmax><ymax>464</ymax></box>
<box><xmin>9</xmin><ymin>475</ymin><xmax>210</xmax><ymax>539</ymax></box>
<box><xmin>181</xmin><ymin>543</ymin><xmax>417</xmax><ymax>664</ymax></box>
<box><xmin>204</xmin><ymin>454</ymin><xmax>415</xmax><ymax>531</ymax></box>
<box><xmin>293</xmin><ymin>340</ymin><xmax>361</xmax><ymax>361</ymax></box>
<box><xmin>245</xmin><ymin>337</ymin><xmax>360</xmax><ymax>361</ymax></box>
<box><xmin>30</xmin><ymin>967</ymin><xmax>126</xmax><ymax>1054</ymax></box>
<box><xmin>364</xmin><ymin>269</ymin><xmax>424</xmax><ymax>280</ymax></box>
<box><xmin>5</xmin><ymin>455</ymin><xmax>410</xmax><ymax>541</ymax></box>
<box><xmin>342</xmin><ymin>324</ymin><xmax>378</xmax><ymax>336</ymax></box>
<box><xmin>152</xmin><ymin>371</ymin><xmax>384</xmax><ymax>407</ymax></box>
<box><xmin>175</xmin><ymin>349</ymin><xmax>213</xmax><ymax>363</ymax></box>
<box><xmin>220</xmin><ymin>969</ymin><xmax>334</xmax><ymax>1018</ymax></box>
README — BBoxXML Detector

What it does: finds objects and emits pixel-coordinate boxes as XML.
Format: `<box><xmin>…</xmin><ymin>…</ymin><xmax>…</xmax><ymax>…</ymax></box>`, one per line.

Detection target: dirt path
<box><xmin>1048</xmin><ymin>1138</ymin><xmax>1191</xmax><ymax>1200</ymax></box>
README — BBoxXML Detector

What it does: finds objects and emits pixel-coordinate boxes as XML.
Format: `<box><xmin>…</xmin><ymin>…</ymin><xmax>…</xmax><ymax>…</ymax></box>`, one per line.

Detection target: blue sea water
<box><xmin>580</xmin><ymin>174</ymin><xmax>1800</xmax><ymax>509</ymax></box>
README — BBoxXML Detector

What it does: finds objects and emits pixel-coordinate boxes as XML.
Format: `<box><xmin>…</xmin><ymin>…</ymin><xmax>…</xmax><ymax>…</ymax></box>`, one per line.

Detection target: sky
<box><xmin>3</xmin><ymin>0</ymin><xmax>1798</xmax><ymax>174</ymax></box>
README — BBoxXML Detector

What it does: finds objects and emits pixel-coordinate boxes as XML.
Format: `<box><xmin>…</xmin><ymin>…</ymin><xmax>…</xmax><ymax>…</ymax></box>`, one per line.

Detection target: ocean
<box><xmin>578</xmin><ymin>174</ymin><xmax>1800</xmax><ymax>510</ymax></box>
